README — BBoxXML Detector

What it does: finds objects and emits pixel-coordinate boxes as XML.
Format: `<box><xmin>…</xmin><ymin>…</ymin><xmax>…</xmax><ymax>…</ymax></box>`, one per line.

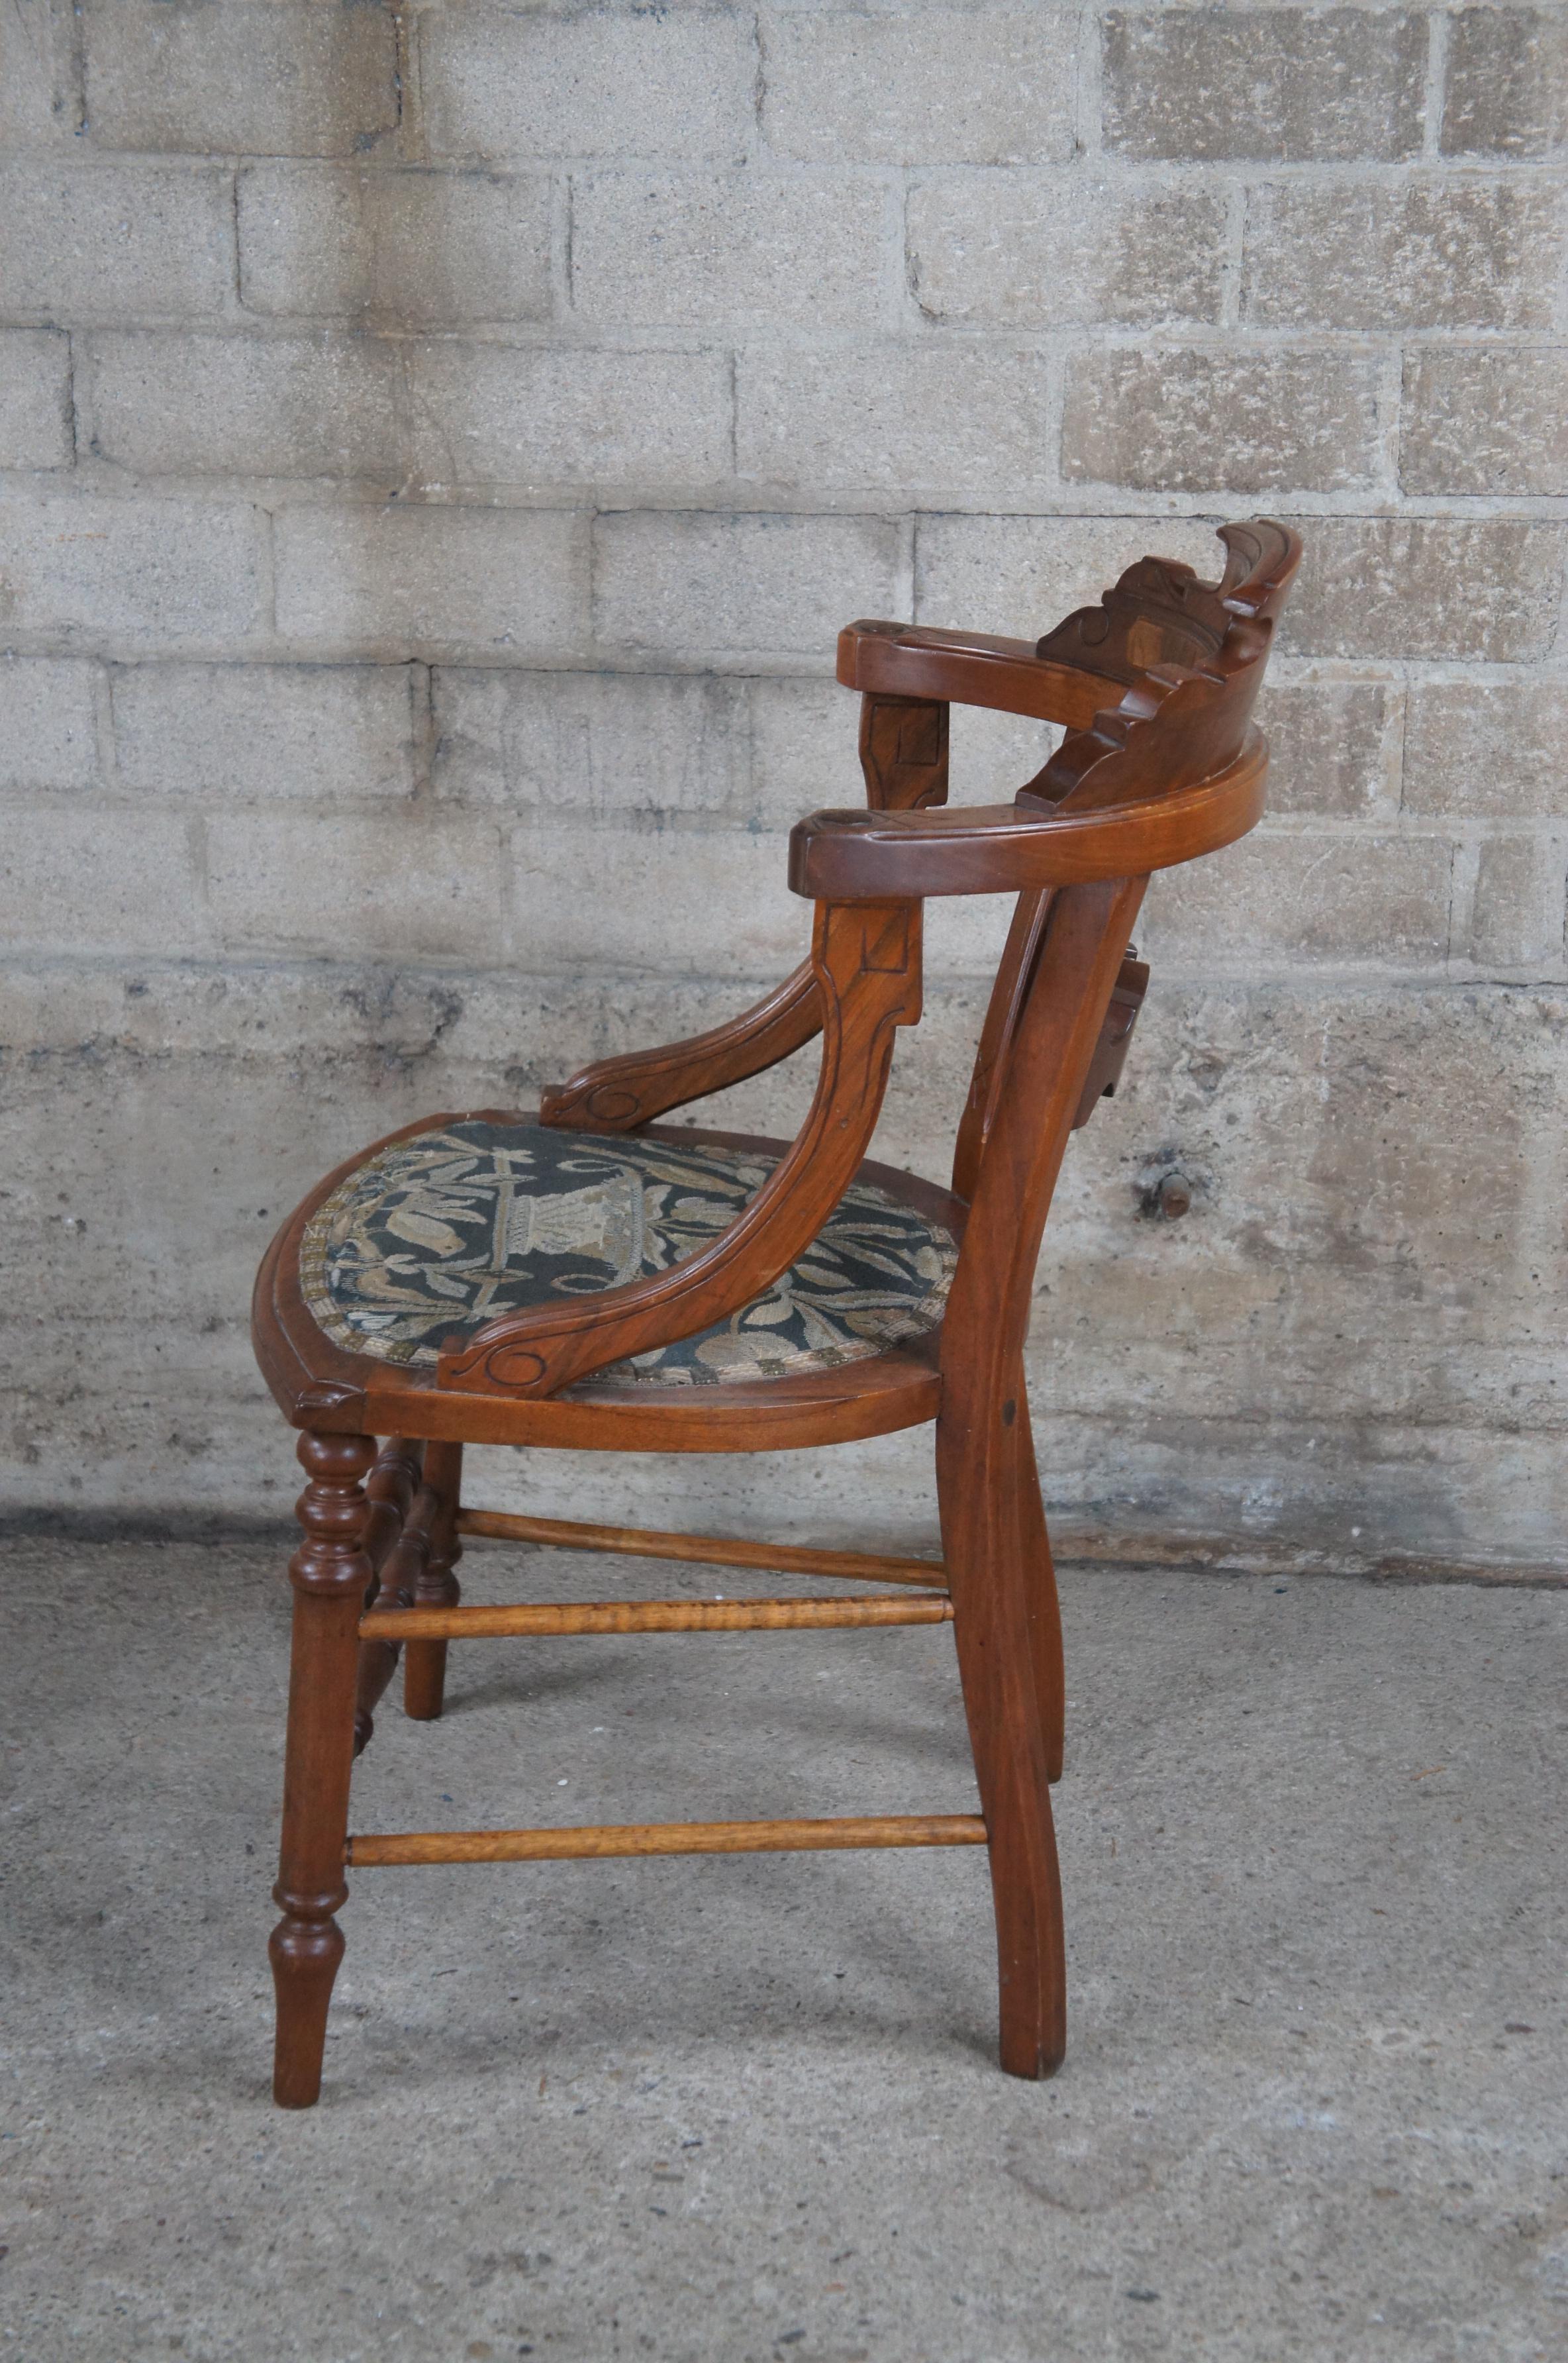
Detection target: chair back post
<box><xmin>951</xmin><ymin>884</ymin><xmax>1055</xmax><ymax>1201</ymax></box>
<box><xmin>939</xmin><ymin>872</ymin><xmax>1148</xmax><ymax>1439</ymax></box>
<box><xmin>946</xmin><ymin>515</ymin><xmax>1301</xmax><ymax>1249</ymax></box>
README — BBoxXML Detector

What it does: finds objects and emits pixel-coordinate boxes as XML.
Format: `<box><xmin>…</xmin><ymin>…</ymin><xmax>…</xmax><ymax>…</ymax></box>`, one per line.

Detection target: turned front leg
<box><xmin>403</xmin><ymin>1440</ymin><xmax>462</xmax><ymax>1721</ymax></box>
<box><xmin>270</xmin><ymin>1429</ymin><xmax>376</xmax><ymax>2109</ymax></box>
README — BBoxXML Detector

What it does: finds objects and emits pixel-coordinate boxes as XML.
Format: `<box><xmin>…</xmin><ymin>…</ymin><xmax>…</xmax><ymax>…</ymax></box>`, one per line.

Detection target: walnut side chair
<box><xmin>252</xmin><ymin>517</ymin><xmax>1302</xmax><ymax>2105</ymax></box>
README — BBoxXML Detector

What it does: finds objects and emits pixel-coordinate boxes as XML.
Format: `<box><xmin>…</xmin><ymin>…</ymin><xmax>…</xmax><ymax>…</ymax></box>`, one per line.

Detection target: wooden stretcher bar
<box><xmin>346</xmin><ymin>1815</ymin><xmax>989</xmax><ymax>1866</ymax></box>
<box><xmin>456</xmin><ymin>1506</ymin><xmax>948</xmax><ymax>1588</ymax></box>
<box><xmin>360</xmin><ymin>1593</ymin><xmax>954</xmax><ymax>1640</ymax></box>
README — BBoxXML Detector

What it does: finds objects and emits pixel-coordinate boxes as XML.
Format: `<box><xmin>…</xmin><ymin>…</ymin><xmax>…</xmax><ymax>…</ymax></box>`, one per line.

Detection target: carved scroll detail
<box><xmin>1030</xmin><ymin>520</ymin><xmax>1301</xmax><ymax>809</ymax></box>
<box><xmin>1034</xmin><ymin>519</ymin><xmax>1300</xmax><ymax>690</ymax></box>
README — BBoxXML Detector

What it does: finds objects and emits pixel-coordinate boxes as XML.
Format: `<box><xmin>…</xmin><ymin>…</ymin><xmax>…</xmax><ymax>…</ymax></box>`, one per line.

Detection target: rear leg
<box><xmin>937</xmin><ymin>1402</ymin><xmax>1066</xmax><ymax>2079</ymax></box>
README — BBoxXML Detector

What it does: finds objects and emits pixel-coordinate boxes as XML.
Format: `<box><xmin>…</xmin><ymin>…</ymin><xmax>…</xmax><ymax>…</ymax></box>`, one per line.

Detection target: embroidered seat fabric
<box><xmin>300</xmin><ymin>1119</ymin><xmax>957</xmax><ymax>1388</ymax></box>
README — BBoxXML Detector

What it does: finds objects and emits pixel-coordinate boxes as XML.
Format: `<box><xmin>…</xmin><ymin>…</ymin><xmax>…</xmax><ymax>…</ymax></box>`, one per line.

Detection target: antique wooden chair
<box><xmin>253</xmin><ymin>517</ymin><xmax>1302</xmax><ymax>2106</ymax></box>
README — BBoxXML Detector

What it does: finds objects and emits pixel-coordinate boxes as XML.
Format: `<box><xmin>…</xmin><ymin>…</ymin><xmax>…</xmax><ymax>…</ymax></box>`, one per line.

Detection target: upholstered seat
<box><xmin>300</xmin><ymin>1118</ymin><xmax>958</xmax><ymax>1388</ymax></box>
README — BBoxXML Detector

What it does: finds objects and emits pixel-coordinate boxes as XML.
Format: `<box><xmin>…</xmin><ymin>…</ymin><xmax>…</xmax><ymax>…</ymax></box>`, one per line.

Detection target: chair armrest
<box><xmin>789</xmin><ymin>733</ymin><xmax>1267</xmax><ymax>901</ymax></box>
<box><xmin>838</xmin><ymin>621</ymin><xmax>1109</xmax><ymax>732</ymax></box>
<box><xmin>437</xmin><ymin>898</ymin><xmax>922</xmax><ymax>1398</ymax></box>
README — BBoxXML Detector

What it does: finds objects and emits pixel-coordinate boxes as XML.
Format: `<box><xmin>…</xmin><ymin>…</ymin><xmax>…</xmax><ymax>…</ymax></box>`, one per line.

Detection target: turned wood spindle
<box><xmin>402</xmin><ymin>1439</ymin><xmax>463</xmax><ymax>1721</ymax></box>
<box><xmin>269</xmin><ymin>1427</ymin><xmax>377</xmax><ymax>2109</ymax></box>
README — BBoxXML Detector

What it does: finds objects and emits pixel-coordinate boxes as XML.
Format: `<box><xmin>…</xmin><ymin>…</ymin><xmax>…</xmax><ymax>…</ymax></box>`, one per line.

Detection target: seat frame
<box><xmin>253</xmin><ymin>517</ymin><xmax>1302</xmax><ymax>2105</ymax></box>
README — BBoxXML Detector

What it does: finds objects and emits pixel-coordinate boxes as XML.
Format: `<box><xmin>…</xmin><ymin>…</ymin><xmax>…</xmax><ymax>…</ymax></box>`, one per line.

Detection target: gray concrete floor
<box><xmin>2</xmin><ymin>1538</ymin><xmax>1565</xmax><ymax>2363</ymax></box>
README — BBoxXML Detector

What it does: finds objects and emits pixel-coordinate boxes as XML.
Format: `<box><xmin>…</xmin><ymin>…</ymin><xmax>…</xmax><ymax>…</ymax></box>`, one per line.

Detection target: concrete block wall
<box><xmin>1</xmin><ymin>1</ymin><xmax>1565</xmax><ymax>1572</ymax></box>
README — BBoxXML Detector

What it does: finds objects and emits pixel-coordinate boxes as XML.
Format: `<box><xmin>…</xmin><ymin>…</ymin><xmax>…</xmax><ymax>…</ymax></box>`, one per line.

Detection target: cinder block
<box><xmin>0</xmin><ymin>496</ymin><xmax>264</xmax><ymax>647</ymax></box>
<box><xmin>1277</xmin><ymin>520</ymin><xmax>1567</xmax><ymax>662</ymax></box>
<box><xmin>0</xmin><ymin>0</ymin><xmax>76</xmax><ymax>144</ymax></box>
<box><xmin>1404</xmin><ymin>681</ymin><xmax>1568</xmax><ymax>817</ymax></box>
<box><xmin>422</xmin><ymin>6</ymin><xmax>754</xmax><ymax>163</ymax></box>
<box><xmin>0</xmin><ymin>952</ymin><xmax>503</xmax><ymax>1070</ymax></box>
<box><xmin>748</xmin><ymin>678</ymin><xmax>870</xmax><ymax>824</ymax></box>
<box><xmin>1036</xmin><ymin>987</ymin><xmax>1561</xmax><ymax>1414</ymax></box>
<box><xmin>1061</xmin><ymin>348</ymin><xmax>1380</xmax><ymax>492</ymax></box>
<box><xmin>239</xmin><ymin>166</ymin><xmax>552</xmax><ymax>325</ymax></box>
<box><xmin>1102</xmin><ymin>7</ymin><xmax>1427</xmax><ymax>162</ymax></box>
<box><xmin>112</xmin><ymin>663</ymin><xmax>416</xmax><ymax>801</ymax></box>
<box><xmin>1143</xmin><ymin>832</ymin><xmax>1452</xmax><ymax>970</ymax></box>
<box><xmin>85</xmin><ymin>332</ymin><xmax>403</xmax><ymax>480</ymax></box>
<box><xmin>0</xmin><ymin>330</ymin><xmax>72</xmax><ymax>470</ymax></box>
<box><xmin>593</xmin><ymin>511</ymin><xmax>903</xmax><ymax>663</ymax></box>
<box><xmin>1244</xmin><ymin>180</ymin><xmax>1563</xmax><ymax>330</ymax></box>
<box><xmin>914</xmin><ymin>515</ymin><xmax>1238</xmax><ymax>640</ymax></box>
<box><xmin>405</xmin><ymin>343</ymin><xmax>731</xmax><ymax>489</ymax></box>
<box><xmin>511</xmin><ymin>820</ymin><xmax>805</xmax><ymax>977</ymax></box>
<box><xmin>761</xmin><ymin>8</ymin><xmax>1077</xmax><ymax>165</ymax></box>
<box><xmin>908</xmin><ymin>174</ymin><xmax>1226</xmax><ymax>327</ymax></box>
<box><xmin>433</xmin><ymin>670</ymin><xmax>752</xmax><ymax>813</ymax></box>
<box><xmin>1256</xmin><ymin>683</ymin><xmax>1392</xmax><ymax>817</ymax></box>
<box><xmin>0</xmin><ymin>162</ymin><xmax>232</xmax><ymax>321</ymax></box>
<box><xmin>273</xmin><ymin>505</ymin><xmax>590</xmax><ymax>660</ymax></box>
<box><xmin>1469</xmin><ymin>836</ymin><xmax>1563</xmax><ymax>968</ymax></box>
<box><xmin>571</xmin><ymin>170</ymin><xmax>889</xmax><ymax>331</ymax></box>
<box><xmin>206</xmin><ymin>810</ymin><xmax>506</xmax><ymax>962</ymax></box>
<box><xmin>913</xmin><ymin>881</ymin><xmax>1020</xmax><ymax>990</ymax></box>
<box><xmin>82</xmin><ymin>1</ymin><xmax>399</xmax><ymax>158</ymax></box>
<box><xmin>948</xmin><ymin>703</ymin><xmax>1060</xmax><ymax>803</ymax></box>
<box><xmin>925</xmin><ymin>883</ymin><xmax>1052</xmax><ymax>981</ymax></box>
<box><xmin>1443</xmin><ymin>7</ymin><xmax>1568</xmax><ymax>156</ymax></box>
<box><xmin>737</xmin><ymin>346</ymin><xmax>1052</xmax><ymax>497</ymax></box>
<box><xmin>1402</xmin><ymin>349</ymin><xmax>1568</xmax><ymax>495</ymax></box>
<box><xmin>0</xmin><ymin>807</ymin><xmax>199</xmax><ymax>954</ymax></box>
<box><xmin>0</xmin><ymin>657</ymin><xmax>102</xmax><ymax>789</ymax></box>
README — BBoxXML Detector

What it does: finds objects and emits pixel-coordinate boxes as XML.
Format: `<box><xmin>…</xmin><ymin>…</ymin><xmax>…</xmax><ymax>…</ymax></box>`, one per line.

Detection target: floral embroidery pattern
<box><xmin>300</xmin><ymin>1120</ymin><xmax>957</xmax><ymax>1387</ymax></box>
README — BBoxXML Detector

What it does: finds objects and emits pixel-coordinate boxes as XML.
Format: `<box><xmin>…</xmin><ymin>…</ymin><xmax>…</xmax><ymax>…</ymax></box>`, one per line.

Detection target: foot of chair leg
<box><xmin>269</xmin><ymin>1903</ymin><xmax>345</xmax><ymax>2107</ymax></box>
<box><xmin>987</xmin><ymin>1764</ymin><xmax>1067</xmax><ymax>2080</ymax></box>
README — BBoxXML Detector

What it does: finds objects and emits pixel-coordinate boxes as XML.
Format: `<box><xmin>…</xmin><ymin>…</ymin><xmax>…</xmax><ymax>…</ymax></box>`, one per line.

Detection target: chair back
<box><xmin>824</xmin><ymin>518</ymin><xmax>1302</xmax><ymax>1427</ymax></box>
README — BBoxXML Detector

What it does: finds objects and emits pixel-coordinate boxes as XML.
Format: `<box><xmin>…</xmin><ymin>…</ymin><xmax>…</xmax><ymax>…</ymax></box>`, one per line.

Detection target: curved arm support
<box><xmin>540</xmin><ymin>687</ymin><xmax>948</xmax><ymax>1135</ymax></box>
<box><xmin>839</xmin><ymin>621</ymin><xmax>1110</xmax><ymax>733</ymax></box>
<box><xmin>437</xmin><ymin>898</ymin><xmax>923</xmax><ymax>1399</ymax></box>
<box><xmin>540</xmin><ymin>958</ymin><xmax>823</xmax><ymax>1132</ymax></box>
<box><xmin>789</xmin><ymin>734</ymin><xmax>1267</xmax><ymax>903</ymax></box>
